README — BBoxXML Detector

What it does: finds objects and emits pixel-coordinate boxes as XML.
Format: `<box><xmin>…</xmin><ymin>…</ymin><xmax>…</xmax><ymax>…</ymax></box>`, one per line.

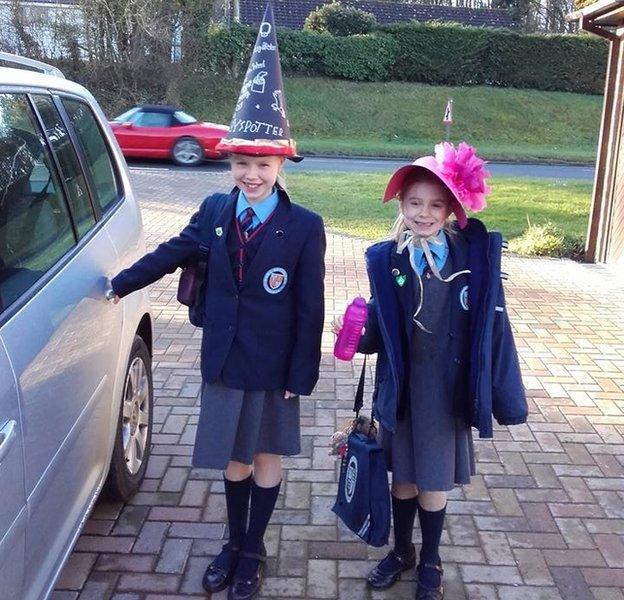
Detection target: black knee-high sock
<box><xmin>417</xmin><ymin>503</ymin><xmax>446</xmax><ymax>588</ymax></box>
<box><xmin>224</xmin><ymin>474</ymin><xmax>252</xmax><ymax>548</ymax></box>
<box><xmin>392</xmin><ymin>495</ymin><xmax>418</xmax><ymax>557</ymax></box>
<box><xmin>242</xmin><ymin>479</ymin><xmax>281</xmax><ymax>555</ymax></box>
<box><xmin>235</xmin><ymin>479</ymin><xmax>281</xmax><ymax>580</ymax></box>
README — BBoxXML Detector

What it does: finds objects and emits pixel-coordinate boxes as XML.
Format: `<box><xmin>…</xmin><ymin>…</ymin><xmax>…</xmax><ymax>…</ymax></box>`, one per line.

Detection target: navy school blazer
<box><xmin>112</xmin><ymin>188</ymin><xmax>326</xmax><ymax>395</ymax></box>
<box><xmin>358</xmin><ymin>218</ymin><xmax>528</xmax><ymax>438</ymax></box>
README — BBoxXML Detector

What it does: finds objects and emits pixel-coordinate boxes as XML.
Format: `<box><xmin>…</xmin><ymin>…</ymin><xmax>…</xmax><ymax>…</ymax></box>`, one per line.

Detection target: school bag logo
<box><xmin>459</xmin><ymin>285</ymin><xmax>469</xmax><ymax>311</ymax></box>
<box><xmin>263</xmin><ymin>267</ymin><xmax>288</xmax><ymax>294</ymax></box>
<box><xmin>345</xmin><ymin>455</ymin><xmax>358</xmax><ymax>503</ymax></box>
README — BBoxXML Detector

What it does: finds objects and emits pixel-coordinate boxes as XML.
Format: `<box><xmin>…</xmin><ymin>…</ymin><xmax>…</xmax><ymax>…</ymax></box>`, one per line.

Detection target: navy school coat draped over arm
<box><xmin>491</xmin><ymin>277</ymin><xmax>527</xmax><ymax>427</ymax></box>
<box><xmin>469</xmin><ymin>226</ymin><xmax>528</xmax><ymax>436</ymax></box>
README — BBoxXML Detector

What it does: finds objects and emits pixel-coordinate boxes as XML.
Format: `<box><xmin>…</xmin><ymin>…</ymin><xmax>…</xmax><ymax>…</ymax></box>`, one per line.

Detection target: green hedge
<box><xmin>279</xmin><ymin>30</ymin><xmax>328</xmax><ymax>75</ymax></box>
<box><xmin>323</xmin><ymin>34</ymin><xmax>397</xmax><ymax>80</ymax></box>
<box><xmin>481</xmin><ymin>28</ymin><xmax>606</xmax><ymax>92</ymax></box>
<box><xmin>379</xmin><ymin>22</ymin><xmax>606</xmax><ymax>93</ymax></box>
<box><xmin>383</xmin><ymin>22</ymin><xmax>489</xmax><ymax>86</ymax></box>
<box><xmin>196</xmin><ymin>21</ymin><xmax>607</xmax><ymax>94</ymax></box>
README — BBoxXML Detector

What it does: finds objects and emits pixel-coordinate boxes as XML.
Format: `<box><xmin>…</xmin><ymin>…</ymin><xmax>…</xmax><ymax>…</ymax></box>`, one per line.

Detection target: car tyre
<box><xmin>104</xmin><ymin>335</ymin><xmax>153</xmax><ymax>501</ymax></box>
<box><xmin>172</xmin><ymin>136</ymin><xmax>204</xmax><ymax>166</ymax></box>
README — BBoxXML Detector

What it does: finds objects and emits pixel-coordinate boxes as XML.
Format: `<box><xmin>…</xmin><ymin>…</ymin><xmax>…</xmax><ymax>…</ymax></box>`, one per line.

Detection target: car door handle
<box><xmin>0</xmin><ymin>420</ymin><xmax>17</xmax><ymax>464</ymax></box>
<box><xmin>103</xmin><ymin>277</ymin><xmax>117</xmax><ymax>302</ymax></box>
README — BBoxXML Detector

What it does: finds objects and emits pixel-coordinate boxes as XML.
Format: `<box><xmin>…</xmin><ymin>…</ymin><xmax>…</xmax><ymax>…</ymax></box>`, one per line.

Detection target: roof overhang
<box><xmin>568</xmin><ymin>0</ymin><xmax>624</xmax><ymax>40</ymax></box>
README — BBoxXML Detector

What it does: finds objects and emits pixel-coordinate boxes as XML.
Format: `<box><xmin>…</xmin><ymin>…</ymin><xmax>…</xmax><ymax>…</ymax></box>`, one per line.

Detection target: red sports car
<box><xmin>110</xmin><ymin>105</ymin><xmax>229</xmax><ymax>166</ymax></box>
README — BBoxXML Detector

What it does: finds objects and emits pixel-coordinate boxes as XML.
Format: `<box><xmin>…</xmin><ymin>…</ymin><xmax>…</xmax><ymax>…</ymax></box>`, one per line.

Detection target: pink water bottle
<box><xmin>334</xmin><ymin>297</ymin><xmax>368</xmax><ymax>361</ymax></box>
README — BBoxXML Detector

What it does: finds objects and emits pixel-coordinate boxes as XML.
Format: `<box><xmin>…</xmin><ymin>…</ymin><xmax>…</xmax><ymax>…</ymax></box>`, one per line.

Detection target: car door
<box><xmin>130</xmin><ymin>110</ymin><xmax>173</xmax><ymax>157</ymax></box>
<box><xmin>0</xmin><ymin>90</ymin><xmax>123</xmax><ymax>599</ymax></box>
<box><xmin>0</xmin><ymin>340</ymin><xmax>26</xmax><ymax>600</ymax></box>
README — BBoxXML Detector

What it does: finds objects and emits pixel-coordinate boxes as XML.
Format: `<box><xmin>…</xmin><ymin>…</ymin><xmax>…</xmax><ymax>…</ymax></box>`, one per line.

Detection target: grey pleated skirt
<box><xmin>192</xmin><ymin>380</ymin><xmax>301</xmax><ymax>470</ymax></box>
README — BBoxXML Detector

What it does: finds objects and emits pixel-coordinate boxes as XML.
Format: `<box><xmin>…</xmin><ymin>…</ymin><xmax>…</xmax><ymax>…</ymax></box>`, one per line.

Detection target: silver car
<box><xmin>0</xmin><ymin>54</ymin><xmax>154</xmax><ymax>599</ymax></box>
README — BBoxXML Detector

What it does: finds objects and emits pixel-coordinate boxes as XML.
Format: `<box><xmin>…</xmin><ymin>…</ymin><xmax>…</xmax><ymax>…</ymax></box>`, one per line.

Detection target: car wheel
<box><xmin>172</xmin><ymin>137</ymin><xmax>204</xmax><ymax>166</ymax></box>
<box><xmin>104</xmin><ymin>335</ymin><xmax>153</xmax><ymax>501</ymax></box>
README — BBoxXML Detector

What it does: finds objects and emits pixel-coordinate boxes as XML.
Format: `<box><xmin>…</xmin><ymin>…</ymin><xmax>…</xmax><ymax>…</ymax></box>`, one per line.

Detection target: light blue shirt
<box><xmin>409</xmin><ymin>230</ymin><xmax>449</xmax><ymax>275</ymax></box>
<box><xmin>236</xmin><ymin>188</ymin><xmax>279</xmax><ymax>229</ymax></box>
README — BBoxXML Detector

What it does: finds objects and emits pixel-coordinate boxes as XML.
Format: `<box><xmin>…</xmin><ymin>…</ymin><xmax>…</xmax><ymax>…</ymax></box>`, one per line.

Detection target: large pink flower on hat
<box><xmin>434</xmin><ymin>142</ymin><xmax>491</xmax><ymax>212</ymax></box>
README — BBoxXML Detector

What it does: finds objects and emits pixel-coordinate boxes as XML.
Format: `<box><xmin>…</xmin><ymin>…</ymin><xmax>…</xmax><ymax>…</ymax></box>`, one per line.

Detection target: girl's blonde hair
<box><xmin>387</xmin><ymin>169</ymin><xmax>456</xmax><ymax>242</ymax></box>
<box><xmin>277</xmin><ymin>166</ymin><xmax>287</xmax><ymax>191</ymax></box>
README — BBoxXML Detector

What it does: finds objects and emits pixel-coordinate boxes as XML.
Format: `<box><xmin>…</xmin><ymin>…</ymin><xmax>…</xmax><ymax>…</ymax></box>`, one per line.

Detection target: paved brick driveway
<box><xmin>52</xmin><ymin>165</ymin><xmax>624</xmax><ymax>600</ymax></box>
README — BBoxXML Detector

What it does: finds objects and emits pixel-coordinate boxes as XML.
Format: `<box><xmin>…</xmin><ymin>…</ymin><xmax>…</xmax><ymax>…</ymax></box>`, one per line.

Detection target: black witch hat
<box><xmin>216</xmin><ymin>2</ymin><xmax>302</xmax><ymax>161</ymax></box>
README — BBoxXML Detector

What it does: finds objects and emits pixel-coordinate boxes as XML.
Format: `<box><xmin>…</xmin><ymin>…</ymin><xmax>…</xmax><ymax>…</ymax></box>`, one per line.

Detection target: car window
<box><xmin>173</xmin><ymin>110</ymin><xmax>197</xmax><ymax>125</ymax></box>
<box><xmin>0</xmin><ymin>93</ymin><xmax>75</xmax><ymax>314</ymax></box>
<box><xmin>134</xmin><ymin>111</ymin><xmax>171</xmax><ymax>128</ymax></box>
<box><xmin>62</xmin><ymin>98</ymin><xmax>121</xmax><ymax>213</ymax></box>
<box><xmin>114</xmin><ymin>107</ymin><xmax>140</xmax><ymax>123</ymax></box>
<box><xmin>32</xmin><ymin>95</ymin><xmax>96</xmax><ymax>239</ymax></box>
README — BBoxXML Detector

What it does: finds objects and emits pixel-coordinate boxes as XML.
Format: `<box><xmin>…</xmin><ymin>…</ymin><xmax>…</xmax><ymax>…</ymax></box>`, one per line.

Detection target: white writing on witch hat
<box><xmin>231</xmin><ymin>118</ymin><xmax>284</xmax><ymax>137</ymax></box>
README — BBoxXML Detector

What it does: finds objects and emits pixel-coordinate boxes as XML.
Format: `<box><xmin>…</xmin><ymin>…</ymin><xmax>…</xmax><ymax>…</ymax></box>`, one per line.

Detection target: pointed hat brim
<box><xmin>216</xmin><ymin>136</ymin><xmax>303</xmax><ymax>162</ymax></box>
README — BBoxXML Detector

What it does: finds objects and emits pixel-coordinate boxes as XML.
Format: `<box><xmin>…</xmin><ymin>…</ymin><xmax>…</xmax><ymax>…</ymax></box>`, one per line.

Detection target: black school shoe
<box><xmin>228</xmin><ymin>545</ymin><xmax>267</xmax><ymax>600</ymax></box>
<box><xmin>415</xmin><ymin>563</ymin><xmax>444</xmax><ymax>600</ymax></box>
<box><xmin>366</xmin><ymin>544</ymin><xmax>416</xmax><ymax>589</ymax></box>
<box><xmin>202</xmin><ymin>542</ymin><xmax>239</xmax><ymax>593</ymax></box>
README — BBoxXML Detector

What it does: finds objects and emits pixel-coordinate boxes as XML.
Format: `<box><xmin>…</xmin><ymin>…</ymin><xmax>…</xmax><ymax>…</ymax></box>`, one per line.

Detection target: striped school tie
<box><xmin>239</xmin><ymin>207</ymin><xmax>256</xmax><ymax>240</ymax></box>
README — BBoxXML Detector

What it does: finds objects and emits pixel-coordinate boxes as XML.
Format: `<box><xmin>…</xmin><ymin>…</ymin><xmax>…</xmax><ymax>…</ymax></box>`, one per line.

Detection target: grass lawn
<box><xmin>285</xmin><ymin>171</ymin><xmax>593</xmax><ymax>245</ymax></box>
<box><xmin>184</xmin><ymin>76</ymin><xmax>602</xmax><ymax>163</ymax></box>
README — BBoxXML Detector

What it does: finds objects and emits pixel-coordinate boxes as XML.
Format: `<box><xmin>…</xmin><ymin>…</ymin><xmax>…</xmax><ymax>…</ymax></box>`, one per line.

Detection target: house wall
<box><xmin>0</xmin><ymin>1</ymin><xmax>82</xmax><ymax>58</ymax></box>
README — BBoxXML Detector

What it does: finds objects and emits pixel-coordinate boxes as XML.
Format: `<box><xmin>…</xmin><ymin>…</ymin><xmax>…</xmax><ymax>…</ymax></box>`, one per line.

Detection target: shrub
<box><xmin>560</xmin><ymin>235</ymin><xmax>586</xmax><ymax>260</ymax></box>
<box><xmin>304</xmin><ymin>2</ymin><xmax>377</xmax><ymax>36</ymax></box>
<box><xmin>195</xmin><ymin>23</ymin><xmax>255</xmax><ymax>76</ymax></box>
<box><xmin>509</xmin><ymin>221</ymin><xmax>585</xmax><ymax>258</ymax></box>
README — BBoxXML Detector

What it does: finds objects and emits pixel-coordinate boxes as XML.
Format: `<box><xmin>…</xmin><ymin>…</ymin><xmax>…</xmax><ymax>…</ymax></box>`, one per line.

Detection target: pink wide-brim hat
<box><xmin>383</xmin><ymin>142</ymin><xmax>491</xmax><ymax>230</ymax></box>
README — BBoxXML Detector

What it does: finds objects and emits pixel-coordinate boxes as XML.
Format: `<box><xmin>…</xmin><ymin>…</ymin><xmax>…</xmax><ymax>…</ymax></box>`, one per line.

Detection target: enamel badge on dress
<box><xmin>263</xmin><ymin>267</ymin><xmax>288</xmax><ymax>294</ymax></box>
<box><xmin>392</xmin><ymin>268</ymin><xmax>406</xmax><ymax>287</ymax></box>
<box><xmin>215</xmin><ymin>227</ymin><xmax>223</xmax><ymax>237</ymax></box>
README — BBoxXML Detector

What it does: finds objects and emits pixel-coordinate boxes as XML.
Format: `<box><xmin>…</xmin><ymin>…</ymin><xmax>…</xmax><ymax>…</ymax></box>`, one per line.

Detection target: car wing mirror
<box><xmin>121</xmin><ymin>121</ymin><xmax>133</xmax><ymax>128</ymax></box>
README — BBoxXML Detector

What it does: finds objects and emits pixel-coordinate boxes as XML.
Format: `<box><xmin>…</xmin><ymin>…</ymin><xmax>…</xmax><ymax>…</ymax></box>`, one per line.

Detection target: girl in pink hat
<box><xmin>334</xmin><ymin>142</ymin><xmax>527</xmax><ymax>599</ymax></box>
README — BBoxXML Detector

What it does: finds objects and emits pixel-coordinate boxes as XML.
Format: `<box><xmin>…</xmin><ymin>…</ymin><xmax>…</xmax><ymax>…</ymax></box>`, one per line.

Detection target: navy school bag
<box><xmin>177</xmin><ymin>193</ymin><xmax>229</xmax><ymax>327</ymax></box>
<box><xmin>332</xmin><ymin>357</ymin><xmax>391</xmax><ymax>547</ymax></box>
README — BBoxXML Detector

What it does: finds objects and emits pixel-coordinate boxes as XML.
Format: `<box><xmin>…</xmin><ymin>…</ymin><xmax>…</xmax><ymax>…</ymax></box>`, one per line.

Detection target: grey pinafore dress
<box><xmin>192</xmin><ymin>382</ymin><xmax>301</xmax><ymax>470</ymax></box>
<box><xmin>380</xmin><ymin>255</ymin><xmax>475</xmax><ymax>491</ymax></box>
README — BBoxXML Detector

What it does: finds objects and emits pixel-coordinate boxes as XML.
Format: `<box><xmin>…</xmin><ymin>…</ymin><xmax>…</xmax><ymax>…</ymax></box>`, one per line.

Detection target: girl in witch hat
<box><xmin>333</xmin><ymin>142</ymin><xmax>527</xmax><ymax>599</ymax></box>
<box><xmin>110</xmin><ymin>4</ymin><xmax>324</xmax><ymax>599</ymax></box>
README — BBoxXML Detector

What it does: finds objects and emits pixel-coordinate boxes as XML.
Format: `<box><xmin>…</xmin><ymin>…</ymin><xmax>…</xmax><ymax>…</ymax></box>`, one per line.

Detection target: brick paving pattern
<box><xmin>52</xmin><ymin>165</ymin><xmax>624</xmax><ymax>599</ymax></box>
